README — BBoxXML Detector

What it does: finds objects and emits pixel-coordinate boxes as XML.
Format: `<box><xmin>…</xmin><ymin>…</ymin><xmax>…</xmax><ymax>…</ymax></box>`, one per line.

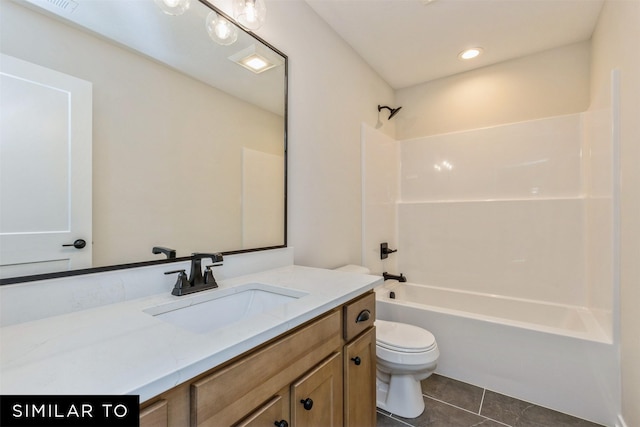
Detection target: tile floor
<box><xmin>376</xmin><ymin>374</ymin><xmax>604</xmax><ymax>427</ymax></box>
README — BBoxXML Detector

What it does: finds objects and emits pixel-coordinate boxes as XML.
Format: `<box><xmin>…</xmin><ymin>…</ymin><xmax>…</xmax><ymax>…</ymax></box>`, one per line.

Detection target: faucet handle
<box><xmin>204</xmin><ymin>265</ymin><xmax>219</xmax><ymax>288</ymax></box>
<box><xmin>165</xmin><ymin>269</ymin><xmax>189</xmax><ymax>296</ymax></box>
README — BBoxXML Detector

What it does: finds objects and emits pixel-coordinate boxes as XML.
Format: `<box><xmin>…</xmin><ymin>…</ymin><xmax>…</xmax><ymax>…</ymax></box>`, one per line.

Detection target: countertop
<box><xmin>0</xmin><ymin>265</ymin><xmax>381</xmax><ymax>402</ymax></box>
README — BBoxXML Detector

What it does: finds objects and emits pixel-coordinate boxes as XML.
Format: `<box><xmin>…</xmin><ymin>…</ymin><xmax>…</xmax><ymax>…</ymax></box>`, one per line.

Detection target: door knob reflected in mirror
<box><xmin>62</xmin><ymin>239</ymin><xmax>87</xmax><ymax>249</ymax></box>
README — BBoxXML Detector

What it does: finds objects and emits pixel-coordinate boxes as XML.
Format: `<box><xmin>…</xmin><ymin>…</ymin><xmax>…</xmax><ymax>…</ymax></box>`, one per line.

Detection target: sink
<box><xmin>144</xmin><ymin>283</ymin><xmax>308</xmax><ymax>334</ymax></box>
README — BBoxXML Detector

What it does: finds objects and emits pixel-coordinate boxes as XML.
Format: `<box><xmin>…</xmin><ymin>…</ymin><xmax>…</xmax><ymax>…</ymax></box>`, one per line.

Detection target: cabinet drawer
<box><xmin>140</xmin><ymin>399</ymin><xmax>167</xmax><ymax>427</ymax></box>
<box><xmin>343</xmin><ymin>291</ymin><xmax>375</xmax><ymax>342</ymax></box>
<box><xmin>191</xmin><ymin>310</ymin><xmax>342</xmax><ymax>427</ymax></box>
<box><xmin>233</xmin><ymin>391</ymin><xmax>289</xmax><ymax>427</ymax></box>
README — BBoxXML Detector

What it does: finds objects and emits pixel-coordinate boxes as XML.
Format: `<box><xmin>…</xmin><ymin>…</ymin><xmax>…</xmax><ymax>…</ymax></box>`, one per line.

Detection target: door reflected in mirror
<box><xmin>0</xmin><ymin>0</ymin><xmax>287</xmax><ymax>283</ymax></box>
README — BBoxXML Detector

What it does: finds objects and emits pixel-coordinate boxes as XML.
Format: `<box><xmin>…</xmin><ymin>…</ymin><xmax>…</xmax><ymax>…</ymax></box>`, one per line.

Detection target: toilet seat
<box><xmin>376</xmin><ymin>319</ymin><xmax>437</xmax><ymax>353</ymax></box>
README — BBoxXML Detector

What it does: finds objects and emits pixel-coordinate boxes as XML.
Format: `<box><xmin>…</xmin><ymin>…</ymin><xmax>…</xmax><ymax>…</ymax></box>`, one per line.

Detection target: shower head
<box><xmin>378</xmin><ymin>105</ymin><xmax>402</xmax><ymax>120</ymax></box>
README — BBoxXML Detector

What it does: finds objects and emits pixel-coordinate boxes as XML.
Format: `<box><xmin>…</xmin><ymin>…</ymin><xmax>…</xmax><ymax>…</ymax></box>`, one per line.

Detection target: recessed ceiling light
<box><xmin>229</xmin><ymin>44</ymin><xmax>283</xmax><ymax>74</ymax></box>
<box><xmin>458</xmin><ymin>47</ymin><xmax>483</xmax><ymax>60</ymax></box>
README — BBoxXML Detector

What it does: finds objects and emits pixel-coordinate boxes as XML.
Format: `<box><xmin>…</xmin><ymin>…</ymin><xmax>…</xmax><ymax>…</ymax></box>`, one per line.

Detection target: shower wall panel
<box><xmin>398</xmin><ymin>113</ymin><xmax>589</xmax><ymax>306</ymax></box>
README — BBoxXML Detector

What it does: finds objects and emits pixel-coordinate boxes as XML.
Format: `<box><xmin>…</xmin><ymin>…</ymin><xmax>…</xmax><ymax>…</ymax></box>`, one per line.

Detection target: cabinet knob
<box><xmin>274</xmin><ymin>420</ymin><xmax>288</xmax><ymax>427</ymax></box>
<box><xmin>351</xmin><ymin>356</ymin><xmax>362</xmax><ymax>366</ymax></box>
<box><xmin>300</xmin><ymin>398</ymin><xmax>313</xmax><ymax>410</ymax></box>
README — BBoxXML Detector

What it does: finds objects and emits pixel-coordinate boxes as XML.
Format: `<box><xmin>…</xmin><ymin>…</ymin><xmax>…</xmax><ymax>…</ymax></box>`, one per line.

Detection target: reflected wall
<box><xmin>1</xmin><ymin>1</ymin><xmax>284</xmax><ymax>268</ymax></box>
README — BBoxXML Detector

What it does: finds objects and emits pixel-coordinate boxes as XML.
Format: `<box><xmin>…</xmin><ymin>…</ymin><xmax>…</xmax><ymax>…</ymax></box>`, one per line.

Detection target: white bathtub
<box><xmin>375</xmin><ymin>281</ymin><xmax>618</xmax><ymax>426</ymax></box>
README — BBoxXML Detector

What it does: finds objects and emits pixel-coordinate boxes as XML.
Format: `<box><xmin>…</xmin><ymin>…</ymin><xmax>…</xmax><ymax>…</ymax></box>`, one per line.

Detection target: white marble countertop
<box><xmin>0</xmin><ymin>265</ymin><xmax>381</xmax><ymax>402</ymax></box>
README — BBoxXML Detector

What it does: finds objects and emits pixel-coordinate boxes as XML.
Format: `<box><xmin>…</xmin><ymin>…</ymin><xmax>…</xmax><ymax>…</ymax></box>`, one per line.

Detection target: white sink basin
<box><xmin>144</xmin><ymin>283</ymin><xmax>308</xmax><ymax>334</ymax></box>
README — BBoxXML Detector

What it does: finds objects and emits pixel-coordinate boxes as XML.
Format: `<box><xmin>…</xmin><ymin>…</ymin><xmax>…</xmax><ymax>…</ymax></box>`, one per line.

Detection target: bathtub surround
<box><xmin>397</xmin><ymin>111</ymin><xmax>614</xmax><ymax>326</ymax></box>
<box><xmin>362</xmin><ymin>78</ymin><xmax>619</xmax><ymax>424</ymax></box>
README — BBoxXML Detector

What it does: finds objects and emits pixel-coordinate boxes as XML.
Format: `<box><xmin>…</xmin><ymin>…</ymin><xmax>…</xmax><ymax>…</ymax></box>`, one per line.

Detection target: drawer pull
<box><xmin>355</xmin><ymin>309</ymin><xmax>370</xmax><ymax>323</ymax></box>
<box><xmin>274</xmin><ymin>420</ymin><xmax>288</xmax><ymax>427</ymax></box>
<box><xmin>351</xmin><ymin>356</ymin><xmax>361</xmax><ymax>366</ymax></box>
<box><xmin>300</xmin><ymin>398</ymin><xmax>314</xmax><ymax>410</ymax></box>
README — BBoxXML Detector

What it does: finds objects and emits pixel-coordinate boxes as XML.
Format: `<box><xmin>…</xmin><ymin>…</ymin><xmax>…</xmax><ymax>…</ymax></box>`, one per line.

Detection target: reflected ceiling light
<box><xmin>154</xmin><ymin>0</ymin><xmax>190</xmax><ymax>16</ymax></box>
<box><xmin>229</xmin><ymin>44</ymin><xmax>282</xmax><ymax>73</ymax></box>
<box><xmin>233</xmin><ymin>0</ymin><xmax>266</xmax><ymax>31</ymax></box>
<box><xmin>458</xmin><ymin>47</ymin><xmax>483</xmax><ymax>60</ymax></box>
<box><xmin>206</xmin><ymin>11</ymin><xmax>238</xmax><ymax>46</ymax></box>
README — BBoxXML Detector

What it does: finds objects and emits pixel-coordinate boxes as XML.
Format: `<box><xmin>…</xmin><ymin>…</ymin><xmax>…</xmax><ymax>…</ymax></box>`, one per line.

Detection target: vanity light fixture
<box><xmin>458</xmin><ymin>47</ymin><xmax>483</xmax><ymax>60</ymax></box>
<box><xmin>206</xmin><ymin>11</ymin><xmax>238</xmax><ymax>46</ymax></box>
<box><xmin>154</xmin><ymin>0</ymin><xmax>190</xmax><ymax>16</ymax></box>
<box><xmin>229</xmin><ymin>44</ymin><xmax>282</xmax><ymax>73</ymax></box>
<box><xmin>233</xmin><ymin>0</ymin><xmax>266</xmax><ymax>31</ymax></box>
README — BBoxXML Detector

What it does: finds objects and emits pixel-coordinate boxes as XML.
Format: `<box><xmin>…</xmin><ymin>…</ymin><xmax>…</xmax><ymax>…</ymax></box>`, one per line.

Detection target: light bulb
<box><xmin>206</xmin><ymin>12</ymin><xmax>238</xmax><ymax>46</ymax></box>
<box><xmin>233</xmin><ymin>0</ymin><xmax>266</xmax><ymax>31</ymax></box>
<box><xmin>154</xmin><ymin>0</ymin><xmax>190</xmax><ymax>16</ymax></box>
<box><xmin>458</xmin><ymin>47</ymin><xmax>483</xmax><ymax>60</ymax></box>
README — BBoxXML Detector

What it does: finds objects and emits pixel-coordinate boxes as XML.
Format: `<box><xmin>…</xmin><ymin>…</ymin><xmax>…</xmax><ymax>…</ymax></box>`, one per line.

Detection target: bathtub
<box><xmin>375</xmin><ymin>281</ymin><xmax>618</xmax><ymax>426</ymax></box>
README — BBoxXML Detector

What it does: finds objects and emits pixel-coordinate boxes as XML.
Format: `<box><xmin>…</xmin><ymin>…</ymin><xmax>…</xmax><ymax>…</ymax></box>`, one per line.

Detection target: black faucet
<box><xmin>383</xmin><ymin>272</ymin><xmax>407</xmax><ymax>282</ymax></box>
<box><xmin>187</xmin><ymin>253</ymin><xmax>223</xmax><ymax>286</ymax></box>
<box><xmin>165</xmin><ymin>252</ymin><xmax>223</xmax><ymax>296</ymax></box>
<box><xmin>152</xmin><ymin>246</ymin><xmax>176</xmax><ymax>259</ymax></box>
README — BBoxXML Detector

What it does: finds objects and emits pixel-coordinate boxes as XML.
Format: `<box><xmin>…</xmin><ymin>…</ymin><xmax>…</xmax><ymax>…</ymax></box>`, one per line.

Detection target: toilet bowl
<box><xmin>375</xmin><ymin>319</ymin><xmax>439</xmax><ymax>418</ymax></box>
<box><xmin>333</xmin><ymin>265</ymin><xmax>439</xmax><ymax>418</ymax></box>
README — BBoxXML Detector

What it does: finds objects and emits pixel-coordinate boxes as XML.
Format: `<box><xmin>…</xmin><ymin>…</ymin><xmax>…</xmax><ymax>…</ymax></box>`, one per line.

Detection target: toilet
<box><xmin>375</xmin><ymin>319</ymin><xmax>439</xmax><ymax>418</ymax></box>
<box><xmin>334</xmin><ymin>265</ymin><xmax>440</xmax><ymax>418</ymax></box>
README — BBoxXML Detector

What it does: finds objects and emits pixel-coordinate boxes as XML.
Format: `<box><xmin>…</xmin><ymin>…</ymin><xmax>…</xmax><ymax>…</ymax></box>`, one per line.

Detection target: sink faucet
<box><xmin>165</xmin><ymin>252</ymin><xmax>223</xmax><ymax>296</ymax></box>
<box><xmin>188</xmin><ymin>253</ymin><xmax>222</xmax><ymax>286</ymax></box>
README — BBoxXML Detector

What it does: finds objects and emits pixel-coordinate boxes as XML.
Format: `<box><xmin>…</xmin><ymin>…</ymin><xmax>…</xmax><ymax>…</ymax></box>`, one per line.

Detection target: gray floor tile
<box><xmin>395</xmin><ymin>397</ymin><xmax>504</xmax><ymax>427</ymax></box>
<box><xmin>480</xmin><ymin>390</ymin><xmax>604</xmax><ymax>427</ymax></box>
<box><xmin>422</xmin><ymin>374</ymin><xmax>485</xmax><ymax>413</ymax></box>
<box><xmin>377</xmin><ymin>411</ymin><xmax>413</xmax><ymax>427</ymax></box>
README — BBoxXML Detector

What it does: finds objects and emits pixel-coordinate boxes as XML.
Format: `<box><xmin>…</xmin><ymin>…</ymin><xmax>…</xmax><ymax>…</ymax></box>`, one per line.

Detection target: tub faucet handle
<box><xmin>380</xmin><ymin>242</ymin><xmax>398</xmax><ymax>259</ymax></box>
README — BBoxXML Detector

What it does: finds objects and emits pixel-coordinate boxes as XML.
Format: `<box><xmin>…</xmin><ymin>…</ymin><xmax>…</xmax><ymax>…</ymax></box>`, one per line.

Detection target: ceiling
<box><xmin>305</xmin><ymin>0</ymin><xmax>605</xmax><ymax>89</ymax></box>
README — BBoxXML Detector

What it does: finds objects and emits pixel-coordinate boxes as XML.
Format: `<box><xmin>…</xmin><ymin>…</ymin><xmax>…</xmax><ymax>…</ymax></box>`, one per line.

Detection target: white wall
<box><xmin>590</xmin><ymin>1</ymin><xmax>640</xmax><ymax>426</ymax></box>
<box><xmin>254</xmin><ymin>0</ymin><xmax>396</xmax><ymax>268</ymax></box>
<box><xmin>396</xmin><ymin>41</ymin><xmax>591</xmax><ymax>139</ymax></box>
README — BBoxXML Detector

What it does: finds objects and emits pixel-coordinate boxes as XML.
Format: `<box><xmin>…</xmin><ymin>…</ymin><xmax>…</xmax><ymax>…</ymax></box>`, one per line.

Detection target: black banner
<box><xmin>0</xmin><ymin>395</ymin><xmax>139</xmax><ymax>427</ymax></box>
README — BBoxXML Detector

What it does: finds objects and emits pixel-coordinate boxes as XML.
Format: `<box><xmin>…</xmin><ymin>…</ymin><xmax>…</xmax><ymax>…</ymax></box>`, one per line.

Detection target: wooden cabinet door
<box><xmin>234</xmin><ymin>391</ymin><xmax>290</xmax><ymax>427</ymax></box>
<box><xmin>291</xmin><ymin>352</ymin><xmax>343</xmax><ymax>427</ymax></box>
<box><xmin>344</xmin><ymin>327</ymin><xmax>376</xmax><ymax>427</ymax></box>
<box><xmin>140</xmin><ymin>400</ymin><xmax>168</xmax><ymax>427</ymax></box>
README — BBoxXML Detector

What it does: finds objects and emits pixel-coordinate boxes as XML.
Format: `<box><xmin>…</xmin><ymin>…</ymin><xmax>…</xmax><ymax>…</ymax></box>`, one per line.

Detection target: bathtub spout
<box><xmin>383</xmin><ymin>272</ymin><xmax>407</xmax><ymax>282</ymax></box>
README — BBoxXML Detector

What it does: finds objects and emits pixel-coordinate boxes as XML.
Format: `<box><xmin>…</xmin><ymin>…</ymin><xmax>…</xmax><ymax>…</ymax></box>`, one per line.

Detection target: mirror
<box><xmin>0</xmin><ymin>0</ymin><xmax>287</xmax><ymax>284</ymax></box>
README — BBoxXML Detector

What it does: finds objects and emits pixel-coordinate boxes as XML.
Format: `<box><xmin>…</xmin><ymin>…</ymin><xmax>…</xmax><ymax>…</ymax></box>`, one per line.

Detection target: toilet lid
<box><xmin>376</xmin><ymin>319</ymin><xmax>437</xmax><ymax>353</ymax></box>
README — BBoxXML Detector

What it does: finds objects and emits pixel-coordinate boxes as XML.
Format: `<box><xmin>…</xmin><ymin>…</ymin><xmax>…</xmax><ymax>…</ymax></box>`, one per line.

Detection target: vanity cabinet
<box><xmin>140</xmin><ymin>291</ymin><xmax>376</xmax><ymax>427</ymax></box>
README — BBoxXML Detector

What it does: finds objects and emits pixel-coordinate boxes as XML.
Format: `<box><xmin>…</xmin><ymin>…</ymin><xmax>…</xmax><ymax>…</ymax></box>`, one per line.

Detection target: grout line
<box><xmin>417</xmin><ymin>395</ymin><xmax>511</xmax><ymax>427</ymax></box>
<box><xmin>376</xmin><ymin>410</ymin><xmax>414</xmax><ymax>427</ymax></box>
<box><xmin>479</xmin><ymin>388</ymin><xmax>486</xmax><ymax>415</ymax></box>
